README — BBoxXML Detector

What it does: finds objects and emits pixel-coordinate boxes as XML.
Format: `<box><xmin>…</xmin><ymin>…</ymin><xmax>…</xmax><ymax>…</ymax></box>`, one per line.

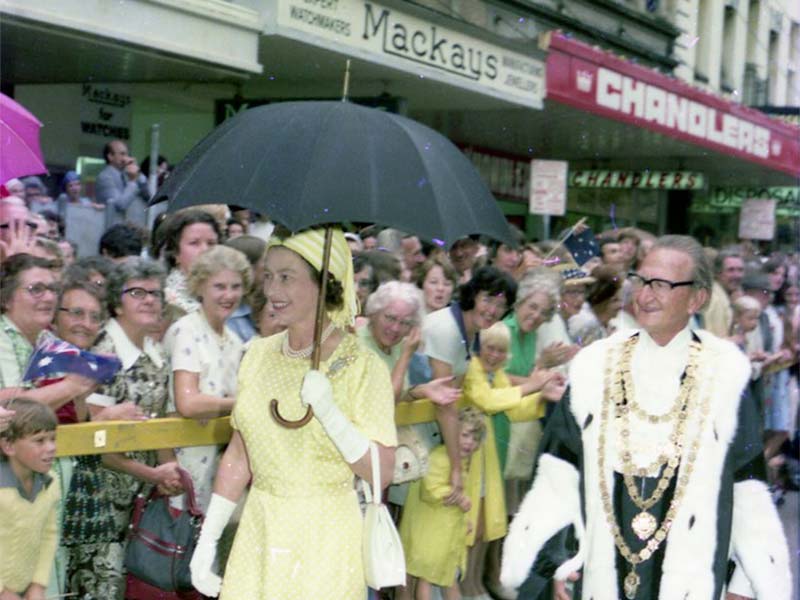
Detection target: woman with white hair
<box><xmin>501</xmin><ymin>267</ymin><xmax>575</xmax><ymax>488</ymax></box>
<box><xmin>359</xmin><ymin>280</ymin><xmax>460</xmax><ymax>600</ymax></box>
<box><xmin>359</xmin><ymin>281</ymin><xmax>460</xmax><ymax>405</ymax></box>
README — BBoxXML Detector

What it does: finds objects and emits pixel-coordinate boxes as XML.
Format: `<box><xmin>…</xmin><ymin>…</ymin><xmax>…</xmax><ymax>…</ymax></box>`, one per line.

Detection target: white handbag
<box><xmin>362</xmin><ymin>442</ymin><xmax>406</xmax><ymax>589</ymax></box>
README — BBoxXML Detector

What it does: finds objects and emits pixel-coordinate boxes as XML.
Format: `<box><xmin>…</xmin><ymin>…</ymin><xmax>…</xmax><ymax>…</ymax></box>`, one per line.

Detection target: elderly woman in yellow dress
<box><xmin>190</xmin><ymin>227</ymin><xmax>397</xmax><ymax>599</ymax></box>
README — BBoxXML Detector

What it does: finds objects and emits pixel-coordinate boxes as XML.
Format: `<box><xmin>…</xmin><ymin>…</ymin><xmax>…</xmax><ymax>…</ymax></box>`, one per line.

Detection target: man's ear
<box><xmin>689</xmin><ymin>287</ymin><xmax>709</xmax><ymax>315</ymax></box>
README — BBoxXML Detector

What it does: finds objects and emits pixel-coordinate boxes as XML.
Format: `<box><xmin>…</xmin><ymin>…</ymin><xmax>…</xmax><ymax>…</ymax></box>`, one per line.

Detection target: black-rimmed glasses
<box><xmin>122</xmin><ymin>287</ymin><xmax>164</xmax><ymax>301</ymax></box>
<box><xmin>627</xmin><ymin>272</ymin><xmax>695</xmax><ymax>294</ymax></box>
<box><xmin>24</xmin><ymin>283</ymin><xmax>61</xmax><ymax>298</ymax></box>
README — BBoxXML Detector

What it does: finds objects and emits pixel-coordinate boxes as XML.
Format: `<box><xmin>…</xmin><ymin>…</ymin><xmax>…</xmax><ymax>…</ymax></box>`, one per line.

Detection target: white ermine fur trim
<box><xmin>729</xmin><ymin>479</ymin><xmax>792</xmax><ymax>600</ymax></box>
<box><xmin>554</xmin><ymin>551</ymin><xmax>585</xmax><ymax>581</ymax></box>
<box><xmin>658</xmin><ymin>332</ymin><xmax>749</xmax><ymax>599</ymax></box>
<box><xmin>500</xmin><ymin>454</ymin><xmax>581</xmax><ymax>589</ymax></box>
<box><xmin>565</xmin><ymin>330</ymin><xmax>758</xmax><ymax>599</ymax></box>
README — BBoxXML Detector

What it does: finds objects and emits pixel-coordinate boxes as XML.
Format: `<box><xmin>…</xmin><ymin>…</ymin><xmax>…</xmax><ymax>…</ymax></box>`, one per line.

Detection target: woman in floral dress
<box><xmin>162</xmin><ymin>245</ymin><xmax>250</xmax><ymax>512</ymax></box>
<box><xmin>68</xmin><ymin>257</ymin><xmax>184</xmax><ymax>599</ymax></box>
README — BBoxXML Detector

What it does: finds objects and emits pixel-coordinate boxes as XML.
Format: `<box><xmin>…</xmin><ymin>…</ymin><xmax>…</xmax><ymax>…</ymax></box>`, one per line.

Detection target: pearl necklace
<box><xmin>281</xmin><ymin>322</ymin><xmax>337</xmax><ymax>359</ymax></box>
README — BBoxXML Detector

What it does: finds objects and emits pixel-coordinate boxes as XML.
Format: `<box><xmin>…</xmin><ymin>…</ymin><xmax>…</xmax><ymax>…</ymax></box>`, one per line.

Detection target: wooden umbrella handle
<box><xmin>270</xmin><ymin>400</ymin><xmax>314</xmax><ymax>429</ymax></box>
<box><xmin>270</xmin><ymin>227</ymin><xmax>334</xmax><ymax>429</ymax></box>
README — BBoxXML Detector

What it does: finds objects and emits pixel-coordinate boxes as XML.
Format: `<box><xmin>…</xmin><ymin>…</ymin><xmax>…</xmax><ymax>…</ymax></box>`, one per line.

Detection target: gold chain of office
<box><xmin>597</xmin><ymin>335</ymin><xmax>710</xmax><ymax>599</ymax></box>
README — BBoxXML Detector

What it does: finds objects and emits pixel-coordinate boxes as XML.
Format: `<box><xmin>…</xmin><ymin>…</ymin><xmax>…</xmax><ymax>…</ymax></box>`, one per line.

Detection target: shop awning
<box><xmin>543</xmin><ymin>31</ymin><xmax>800</xmax><ymax>180</ymax></box>
<box><xmin>257</xmin><ymin>0</ymin><xmax>546</xmax><ymax>111</ymax></box>
<box><xmin>1</xmin><ymin>0</ymin><xmax>263</xmax><ymax>84</ymax></box>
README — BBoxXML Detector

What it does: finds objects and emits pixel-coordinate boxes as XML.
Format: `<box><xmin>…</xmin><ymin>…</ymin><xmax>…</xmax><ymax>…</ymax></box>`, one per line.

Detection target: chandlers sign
<box><xmin>569</xmin><ymin>170</ymin><xmax>705</xmax><ymax>190</ymax></box>
<box><xmin>545</xmin><ymin>33</ymin><xmax>800</xmax><ymax>177</ymax></box>
<box><xmin>273</xmin><ymin>0</ymin><xmax>544</xmax><ymax>108</ymax></box>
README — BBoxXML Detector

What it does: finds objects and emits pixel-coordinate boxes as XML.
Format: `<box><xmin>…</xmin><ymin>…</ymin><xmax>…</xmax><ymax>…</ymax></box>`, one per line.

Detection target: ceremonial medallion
<box><xmin>624</xmin><ymin>568</ymin><xmax>640</xmax><ymax>599</ymax></box>
<box><xmin>632</xmin><ymin>511</ymin><xmax>657</xmax><ymax>540</ymax></box>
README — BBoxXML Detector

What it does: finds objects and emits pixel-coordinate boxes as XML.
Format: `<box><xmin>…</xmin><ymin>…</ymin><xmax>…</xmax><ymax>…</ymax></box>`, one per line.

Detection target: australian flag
<box><xmin>23</xmin><ymin>333</ymin><xmax>122</xmax><ymax>385</ymax></box>
<box><xmin>563</xmin><ymin>228</ymin><xmax>599</xmax><ymax>266</ymax></box>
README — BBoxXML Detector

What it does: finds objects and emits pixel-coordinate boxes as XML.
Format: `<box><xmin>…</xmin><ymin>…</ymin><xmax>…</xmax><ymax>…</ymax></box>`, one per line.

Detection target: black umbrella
<box><xmin>154</xmin><ymin>101</ymin><xmax>514</xmax><ymax>427</ymax></box>
<box><xmin>153</xmin><ymin>101</ymin><xmax>513</xmax><ymax>248</ymax></box>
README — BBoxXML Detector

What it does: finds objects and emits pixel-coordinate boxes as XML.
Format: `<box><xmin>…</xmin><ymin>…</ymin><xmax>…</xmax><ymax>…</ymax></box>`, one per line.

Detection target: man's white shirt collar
<box><xmin>636</xmin><ymin>325</ymin><xmax>693</xmax><ymax>355</ymax></box>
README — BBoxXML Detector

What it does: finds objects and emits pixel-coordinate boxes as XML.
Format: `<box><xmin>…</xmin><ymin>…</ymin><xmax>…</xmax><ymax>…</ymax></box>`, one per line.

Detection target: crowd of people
<box><xmin>0</xmin><ymin>138</ymin><xmax>795</xmax><ymax>600</ymax></box>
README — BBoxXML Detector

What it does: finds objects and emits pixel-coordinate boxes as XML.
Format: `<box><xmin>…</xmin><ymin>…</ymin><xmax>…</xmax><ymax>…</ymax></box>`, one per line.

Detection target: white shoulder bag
<box><xmin>362</xmin><ymin>442</ymin><xmax>406</xmax><ymax>589</ymax></box>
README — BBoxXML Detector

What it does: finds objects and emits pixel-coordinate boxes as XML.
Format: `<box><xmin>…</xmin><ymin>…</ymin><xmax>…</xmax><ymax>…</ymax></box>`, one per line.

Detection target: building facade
<box><xmin>1</xmin><ymin>0</ymin><xmax>798</xmax><ymax>247</ymax></box>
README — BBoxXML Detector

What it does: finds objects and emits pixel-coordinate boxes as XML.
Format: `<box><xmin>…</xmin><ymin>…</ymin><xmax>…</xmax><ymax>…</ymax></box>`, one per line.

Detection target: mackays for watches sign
<box><xmin>272</xmin><ymin>0</ymin><xmax>544</xmax><ymax>109</ymax></box>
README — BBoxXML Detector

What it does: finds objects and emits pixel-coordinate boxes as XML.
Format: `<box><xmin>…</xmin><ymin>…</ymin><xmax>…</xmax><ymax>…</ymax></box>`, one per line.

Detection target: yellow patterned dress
<box><xmin>220</xmin><ymin>332</ymin><xmax>397</xmax><ymax>599</ymax></box>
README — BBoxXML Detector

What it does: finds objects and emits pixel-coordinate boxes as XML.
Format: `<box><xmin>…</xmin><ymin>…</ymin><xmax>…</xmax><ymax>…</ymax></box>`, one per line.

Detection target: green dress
<box><xmin>497</xmin><ymin>313</ymin><xmax>538</xmax><ymax>471</ymax></box>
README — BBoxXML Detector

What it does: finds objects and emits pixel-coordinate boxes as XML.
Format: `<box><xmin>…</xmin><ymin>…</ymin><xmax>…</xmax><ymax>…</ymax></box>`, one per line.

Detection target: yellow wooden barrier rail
<box><xmin>54</xmin><ymin>398</ymin><xmax>466</xmax><ymax>457</ymax></box>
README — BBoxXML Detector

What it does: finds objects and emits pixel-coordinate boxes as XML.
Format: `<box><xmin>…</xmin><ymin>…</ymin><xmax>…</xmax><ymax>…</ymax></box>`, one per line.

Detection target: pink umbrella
<box><xmin>0</xmin><ymin>92</ymin><xmax>47</xmax><ymax>182</ymax></box>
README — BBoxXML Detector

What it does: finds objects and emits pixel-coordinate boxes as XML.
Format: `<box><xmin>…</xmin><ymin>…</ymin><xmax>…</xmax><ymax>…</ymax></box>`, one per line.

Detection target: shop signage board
<box><xmin>270</xmin><ymin>0</ymin><xmax>544</xmax><ymax>109</ymax></box>
<box><xmin>738</xmin><ymin>198</ymin><xmax>776</xmax><ymax>240</ymax></box>
<box><xmin>214</xmin><ymin>95</ymin><xmax>403</xmax><ymax>125</ymax></box>
<box><xmin>79</xmin><ymin>84</ymin><xmax>133</xmax><ymax>143</ymax></box>
<box><xmin>545</xmin><ymin>33</ymin><xmax>800</xmax><ymax>178</ymax></box>
<box><xmin>529</xmin><ymin>160</ymin><xmax>567</xmax><ymax>216</ymax></box>
<box><xmin>691</xmin><ymin>186</ymin><xmax>800</xmax><ymax>217</ymax></box>
<box><xmin>460</xmin><ymin>146</ymin><xmax>530</xmax><ymax>201</ymax></box>
<box><xmin>568</xmin><ymin>170</ymin><xmax>704</xmax><ymax>190</ymax></box>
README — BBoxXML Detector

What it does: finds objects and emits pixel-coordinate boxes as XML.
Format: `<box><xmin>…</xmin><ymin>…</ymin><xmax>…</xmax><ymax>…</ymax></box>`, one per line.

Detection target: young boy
<box><xmin>399</xmin><ymin>407</ymin><xmax>485</xmax><ymax>600</ymax></box>
<box><xmin>0</xmin><ymin>398</ymin><xmax>60</xmax><ymax>600</ymax></box>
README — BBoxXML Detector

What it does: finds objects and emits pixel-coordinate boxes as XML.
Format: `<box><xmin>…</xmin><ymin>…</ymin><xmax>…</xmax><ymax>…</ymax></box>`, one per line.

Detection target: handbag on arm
<box><xmin>124</xmin><ymin>467</ymin><xmax>204</xmax><ymax>599</ymax></box>
<box><xmin>362</xmin><ymin>442</ymin><xmax>406</xmax><ymax>589</ymax></box>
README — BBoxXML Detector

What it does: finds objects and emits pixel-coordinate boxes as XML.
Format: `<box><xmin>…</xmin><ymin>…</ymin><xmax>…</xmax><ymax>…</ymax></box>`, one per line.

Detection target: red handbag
<box><xmin>124</xmin><ymin>468</ymin><xmax>204</xmax><ymax>600</ymax></box>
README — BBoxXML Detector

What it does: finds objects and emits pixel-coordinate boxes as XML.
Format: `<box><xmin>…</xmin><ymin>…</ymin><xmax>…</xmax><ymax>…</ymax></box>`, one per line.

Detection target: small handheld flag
<box><xmin>23</xmin><ymin>333</ymin><xmax>122</xmax><ymax>385</ymax></box>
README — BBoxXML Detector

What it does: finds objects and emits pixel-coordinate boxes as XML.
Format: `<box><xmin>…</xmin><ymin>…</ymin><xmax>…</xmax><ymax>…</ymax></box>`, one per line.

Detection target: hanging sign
<box><xmin>529</xmin><ymin>160</ymin><xmax>567</xmax><ymax>216</ymax></box>
<box><xmin>738</xmin><ymin>198</ymin><xmax>776</xmax><ymax>240</ymax></box>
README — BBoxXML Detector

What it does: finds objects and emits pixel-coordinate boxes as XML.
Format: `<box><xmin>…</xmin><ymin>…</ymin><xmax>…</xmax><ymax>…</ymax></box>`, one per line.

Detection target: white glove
<box><xmin>301</xmin><ymin>370</ymin><xmax>369</xmax><ymax>464</ymax></box>
<box><xmin>191</xmin><ymin>493</ymin><xmax>237</xmax><ymax>597</ymax></box>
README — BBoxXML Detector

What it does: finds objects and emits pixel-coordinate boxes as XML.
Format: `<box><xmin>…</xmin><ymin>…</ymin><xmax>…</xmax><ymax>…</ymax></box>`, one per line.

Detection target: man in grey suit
<box><xmin>95</xmin><ymin>139</ymin><xmax>150</xmax><ymax>230</ymax></box>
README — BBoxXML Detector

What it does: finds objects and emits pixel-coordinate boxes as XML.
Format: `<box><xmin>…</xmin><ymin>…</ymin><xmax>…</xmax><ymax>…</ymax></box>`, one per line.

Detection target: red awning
<box><xmin>545</xmin><ymin>32</ymin><xmax>800</xmax><ymax>178</ymax></box>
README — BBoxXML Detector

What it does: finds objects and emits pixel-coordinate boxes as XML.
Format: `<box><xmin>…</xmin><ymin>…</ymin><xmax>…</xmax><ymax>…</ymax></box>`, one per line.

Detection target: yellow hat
<box><xmin>267</xmin><ymin>227</ymin><xmax>357</xmax><ymax>328</ymax></box>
